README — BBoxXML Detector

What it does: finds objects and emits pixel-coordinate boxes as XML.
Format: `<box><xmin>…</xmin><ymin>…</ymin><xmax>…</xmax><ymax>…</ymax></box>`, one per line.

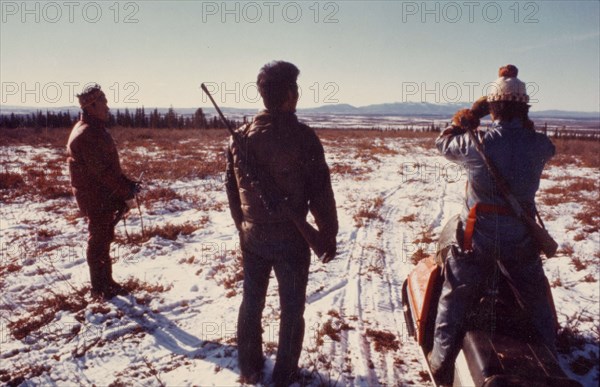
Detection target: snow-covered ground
<box><xmin>0</xmin><ymin>131</ymin><xmax>598</xmax><ymax>386</ymax></box>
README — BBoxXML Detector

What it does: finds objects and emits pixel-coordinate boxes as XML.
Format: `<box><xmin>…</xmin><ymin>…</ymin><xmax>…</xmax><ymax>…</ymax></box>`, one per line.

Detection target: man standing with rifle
<box><xmin>67</xmin><ymin>84</ymin><xmax>139</xmax><ymax>300</ymax></box>
<box><xmin>221</xmin><ymin>61</ymin><xmax>338</xmax><ymax>386</ymax></box>
<box><xmin>429</xmin><ymin>65</ymin><xmax>557</xmax><ymax>386</ymax></box>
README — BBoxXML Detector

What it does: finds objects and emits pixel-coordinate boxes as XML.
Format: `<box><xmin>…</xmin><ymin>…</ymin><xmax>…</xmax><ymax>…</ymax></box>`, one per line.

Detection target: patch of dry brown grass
<box><xmin>36</xmin><ymin>228</ymin><xmax>59</xmax><ymax>239</ymax></box>
<box><xmin>556</xmin><ymin>311</ymin><xmax>598</xmax><ymax>375</ymax></box>
<box><xmin>7</xmin><ymin>287</ymin><xmax>89</xmax><ymax>340</ymax></box>
<box><xmin>400</xmin><ymin>214</ymin><xmax>417</xmax><ymax>223</ymax></box>
<box><xmin>549</xmin><ymin>138</ymin><xmax>600</xmax><ymax>169</ymax></box>
<box><xmin>582</xmin><ymin>274</ymin><xmax>596</xmax><ymax>283</ymax></box>
<box><xmin>1</xmin><ymin>164</ymin><xmax>71</xmax><ymax>202</ymax></box>
<box><xmin>560</xmin><ymin>243</ymin><xmax>575</xmax><ymax>256</ymax></box>
<box><xmin>571</xmin><ymin>256</ymin><xmax>588</xmax><ymax>271</ymax></box>
<box><xmin>0</xmin><ymin>262</ymin><xmax>23</xmax><ymax>282</ymax></box>
<box><xmin>329</xmin><ymin>163</ymin><xmax>373</xmax><ymax>178</ymax></box>
<box><xmin>115</xmin><ymin>218</ymin><xmax>208</xmax><ymax>244</ymax></box>
<box><xmin>314</xmin><ymin>312</ymin><xmax>354</xmax><ymax>346</ymax></box>
<box><xmin>121</xmin><ymin>151</ymin><xmax>225</xmax><ymax>182</ymax></box>
<box><xmin>410</xmin><ymin>248</ymin><xmax>429</xmax><ymax>265</ymax></box>
<box><xmin>115</xmin><ymin>128</ymin><xmax>227</xmax><ymax>182</ymax></box>
<box><xmin>574</xmin><ymin>208</ymin><xmax>600</xmax><ymax>232</ymax></box>
<box><xmin>541</xmin><ymin>177</ymin><xmax>598</xmax><ymax>200</ymax></box>
<box><xmin>540</xmin><ymin>177</ymin><xmax>599</xmax><ymax>232</ymax></box>
<box><xmin>0</xmin><ymin>127</ymin><xmax>71</xmax><ymax>147</ymax></box>
<box><xmin>353</xmin><ymin>139</ymin><xmax>399</xmax><ymax>163</ymax></box>
<box><xmin>0</xmin><ymin>172</ymin><xmax>24</xmax><ymax>189</ymax></box>
<box><xmin>0</xmin><ymin>364</ymin><xmax>51</xmax><ymax>387</ymax></box>
<box><xmin>140</xmin><ymin>187</ymin><xmax>182</xmax><ymax>203</ymax></box>
<box><xmin>317</xmin><ymin>128</ymin><xmax>437</xmax><ymax>142</ymax></box>
<box><xmin>120</xmin><ymin>277</ymin><xmax>173</xmax><ymax>293</ymax></box>
<box><xmin>353</xmin><ymin>197</ymin><xmax>385</xmax><ymax>227</ymax></box>
<box><xmin>208</xmin><ymin>250</ymin><xmax>244</xmax><ymax>297</ymax></box>
<box><xmin>414</xmin><ymin>226</ymin><xmax>435</xmax><ymax>244</ymax></box>
<box><xmin>365</xmin><ymin>328</ymin><xmax>400</xmax><ymax>353</ymax></box>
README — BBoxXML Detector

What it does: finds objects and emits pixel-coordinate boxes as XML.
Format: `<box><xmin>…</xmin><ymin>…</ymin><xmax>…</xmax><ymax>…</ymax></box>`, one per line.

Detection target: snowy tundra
<box><xmin>0</xmin><ymin>128</ymin><xmax>598</xmax><ymax>386</ymax></box>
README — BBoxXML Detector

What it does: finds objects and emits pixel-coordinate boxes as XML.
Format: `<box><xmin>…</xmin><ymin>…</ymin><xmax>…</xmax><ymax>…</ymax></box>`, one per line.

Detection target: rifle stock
<box><xmin>288</xmin><ymin>212</ymin><xmax>330</xmax><ymax>260</ymax></box>
<box><xmin>201</xmin><ymin>83</ymin><xmax>332</xmax><ymax>262</ymax></box>
<box><xmin>464</xmin><ymin>125</ymin><xmax>558</xmax><ymax>258</ymax></box>
<box><xmin>522</xmin><ymin>213</ymin><xmax>558</xmax><ymax>258</ymax></box>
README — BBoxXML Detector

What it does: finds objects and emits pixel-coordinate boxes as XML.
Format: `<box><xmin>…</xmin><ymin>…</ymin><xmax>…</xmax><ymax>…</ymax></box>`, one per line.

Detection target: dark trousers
<box><xmin>430</xmin><ymin>249</ymin><xmax>557</xmax><ymax>384</ymax></box>
<box><xmin>237</xmin><ymin>230</ymin><xmax>311</xmax><ymax>386</ymax></box>
<box><xmin>86</xmin><ymin>210</ymin><xmax>117</xmax><ymax>291</ymax></box>
<box><xmin>74</xmin><ymin>188</ymin><xmax>118</xmax><ymax>292</ymax></box>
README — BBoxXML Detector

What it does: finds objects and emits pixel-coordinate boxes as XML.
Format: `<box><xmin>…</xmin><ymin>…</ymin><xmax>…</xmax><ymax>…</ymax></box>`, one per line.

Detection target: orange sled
<box><xmin>402</xmin><ymin>255</ymin><xmax>582</xmax><ymax>387</ymax></box>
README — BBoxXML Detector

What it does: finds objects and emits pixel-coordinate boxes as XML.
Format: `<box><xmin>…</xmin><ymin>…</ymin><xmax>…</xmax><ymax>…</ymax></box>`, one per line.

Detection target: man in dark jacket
<box><xmin>226</xmin><ymin>61</ymin><xmax>338</xmax><ymax>386</ymax></box>
<box><xmin>67</xmin><ymin>84</ymin><xmax>138</xmax><ymax>300</ymax></box>
<box><xmin>429</xmin><ymin>65</ymin><xmax>556</xmax><ymax>385</ymax></box>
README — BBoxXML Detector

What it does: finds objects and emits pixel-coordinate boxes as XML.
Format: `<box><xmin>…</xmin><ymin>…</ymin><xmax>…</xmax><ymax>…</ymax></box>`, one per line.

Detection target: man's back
<box><xmin>227</xmin><ymin>110</ymin><xmax>337</xmax><ymax>238</ymax></box>
<box><xmin>230</xmin><ymin>61</ymin><xmax>338</xmax><ymax>386</ymax></box>
<box><xmin>436</xmin><ymin>119</ymin><xmax>555</xmax><ymax>250</ymax></box>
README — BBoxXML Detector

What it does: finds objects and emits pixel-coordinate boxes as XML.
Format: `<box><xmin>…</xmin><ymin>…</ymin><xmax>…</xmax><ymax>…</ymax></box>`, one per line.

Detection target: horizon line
<box><xmin>1</xmin><ymin>103</ymin><xmax>599</xmax><ymax>115</ymax></box>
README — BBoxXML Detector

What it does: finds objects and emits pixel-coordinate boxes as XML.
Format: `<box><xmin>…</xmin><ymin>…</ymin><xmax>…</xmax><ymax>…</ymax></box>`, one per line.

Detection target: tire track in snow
<box><xmin>344</xmin><ymin>225</ymin><xmax>380</xmax><ymax>386</ymax></box>
<box><xmin>330</xmin><ymin>182</ymin><xmax>436</xmax><ymax>386</ymax></box>
<box><xmin>379</xmin><ymin>183</ymin><xmax>435</xmax><ymax>386</ymax></box>
<box><xmin>430</xmin><ymin>178</ymin><xmax>448</xmax><ymax>231</ymax></box>
<box><xmin>304</xmin><ymin>149</ymin><xmax>446</xmax><ymax>386</ymax></box>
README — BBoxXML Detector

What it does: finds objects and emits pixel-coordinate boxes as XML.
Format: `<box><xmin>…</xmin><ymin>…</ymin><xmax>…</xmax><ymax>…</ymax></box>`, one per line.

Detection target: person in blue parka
<box><xmin>429</xmin><ymin>65</ymin><xmax>556</xmax><ymax>386</ymax></box>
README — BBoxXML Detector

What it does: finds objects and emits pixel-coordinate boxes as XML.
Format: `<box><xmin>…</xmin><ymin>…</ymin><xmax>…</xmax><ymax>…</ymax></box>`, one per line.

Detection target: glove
<box><xmin>470</xmin><ymin>96</ymin><xmax>490</xmax><ymax>119</ymax></box>
<box><xmin>124</xmin><ymin>176</ymin><xmax>142</xmax><ymax>195</ymax></box>
<box><xmin>128</xmin><ymin>180</ymin><xmax>141</xmax><ymax>195</ymax></box>
<box><xmin>132</xmin><ymin>182</ymin><xmax>142</xmax><ymax>194</ymax></box>
<box><xmin>452</xmin><ymin>109</ymin><xmax>480</xmax><ymax>130</ymax></box>
<box><xmin>321</xmin><ymin>236</ymin><xmax>337</xmax><ymax>264</ymax></box>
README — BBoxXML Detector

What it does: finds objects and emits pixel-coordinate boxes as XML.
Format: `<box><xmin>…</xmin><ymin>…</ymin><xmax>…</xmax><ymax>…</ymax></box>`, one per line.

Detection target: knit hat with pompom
<box><xmin>487</xmin><ymin>65</ymin><xmax>529</xmax><ymax>103</ymax></box>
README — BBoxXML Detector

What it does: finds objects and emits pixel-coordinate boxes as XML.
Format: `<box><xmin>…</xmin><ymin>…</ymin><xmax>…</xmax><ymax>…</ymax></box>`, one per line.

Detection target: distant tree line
<box><xmin>0</xmin><ymin>110</ymin><xmax>74</xmax><ymax>129</ymax></box>
<box><xmin>1</xmin><ymin>111</ymin><xmax>596</xmax><ymax>140</ymax></box>
<box><xmin>0</xmin><ymin>107</ymin><xmax>239</xmax><ymax>130</ymax></box>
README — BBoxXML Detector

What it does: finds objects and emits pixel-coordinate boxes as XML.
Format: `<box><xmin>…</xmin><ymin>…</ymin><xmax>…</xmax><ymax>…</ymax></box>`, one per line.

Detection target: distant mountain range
<box><xmin>1</xmin><ymin>102</ymin><xmax>598</xmax><ymax>119</ymax></box>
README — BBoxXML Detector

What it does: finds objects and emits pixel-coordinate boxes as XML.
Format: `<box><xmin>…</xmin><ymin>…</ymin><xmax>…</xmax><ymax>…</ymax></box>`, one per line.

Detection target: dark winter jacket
<box><xmin>436</xmin><ymin>118</ymin><xmax>555</xmax><ymax>256</ymax></box>
<box><xmin>67</xmin><ymin>120</ymin><xmax>135</xmax><ymax>215</ymax></box>
<box><xmin>225</xmin><ymin>110</ymin><xmax>338</xmax><ymax>242</ymax></box>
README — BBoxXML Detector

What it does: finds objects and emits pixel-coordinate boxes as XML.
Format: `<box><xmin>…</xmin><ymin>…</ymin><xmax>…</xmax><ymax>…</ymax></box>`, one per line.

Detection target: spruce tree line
<box><xmin>0</xmin><ymin>107</ymin><xmax>238</xmax><ymax>130</ymax></box>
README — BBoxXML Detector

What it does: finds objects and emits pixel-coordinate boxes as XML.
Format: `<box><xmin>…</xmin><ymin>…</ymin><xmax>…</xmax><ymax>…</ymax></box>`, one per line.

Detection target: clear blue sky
<box><xmin>1</xmin><ymin>0</ymin><xmax>599</xmax><ymax>112</ymax></box>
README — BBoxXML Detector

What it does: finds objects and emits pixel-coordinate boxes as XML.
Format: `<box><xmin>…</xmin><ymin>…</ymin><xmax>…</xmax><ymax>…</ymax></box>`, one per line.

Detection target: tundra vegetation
<box><xmin>1</xmin><ymin>126</ymin><xmax>598</xmax><ymax>386</ymax></box>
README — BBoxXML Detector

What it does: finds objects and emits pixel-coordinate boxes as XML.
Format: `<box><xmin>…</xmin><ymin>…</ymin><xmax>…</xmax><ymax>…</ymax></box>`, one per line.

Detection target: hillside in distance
<box><xmin>2</xmin><ymin>102</ymin><xmax>599</xmax><ymax>120</ymax></box>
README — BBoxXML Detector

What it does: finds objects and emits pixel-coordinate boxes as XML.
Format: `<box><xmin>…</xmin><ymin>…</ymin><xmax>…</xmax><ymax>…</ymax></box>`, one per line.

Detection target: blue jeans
<box><xmin>430</xmin><ymin>245</ymin><xmax>556</xmax><ymax>384</ymax></box>
<box><xmin>237</xmin><ymin>223</ymin><xmax>311</xmax><ymax>386</ymax></box>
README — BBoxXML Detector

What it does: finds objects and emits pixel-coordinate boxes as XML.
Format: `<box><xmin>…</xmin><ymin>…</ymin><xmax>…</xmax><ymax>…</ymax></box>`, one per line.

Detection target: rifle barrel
<box><xmin>201</xmin><ymin>83</ymin><xmax>235</xmax><ymax>136</ymax></box>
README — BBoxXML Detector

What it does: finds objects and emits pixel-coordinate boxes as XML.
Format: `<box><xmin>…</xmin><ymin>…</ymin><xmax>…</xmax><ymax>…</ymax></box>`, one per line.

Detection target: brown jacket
<box><xmin>226</xmin><ymin>110</ymin><xmax>338</xmax><ymax>241</ymax></box>
<box><xmin>67</xmin><ymin>120</ymin><xmax>134</xmax><ymax>214</ymax></box>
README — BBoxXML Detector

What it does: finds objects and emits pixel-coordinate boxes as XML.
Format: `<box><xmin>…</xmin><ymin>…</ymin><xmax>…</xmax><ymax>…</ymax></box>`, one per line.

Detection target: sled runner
<box><xmin>402</xmin><ymin>255</ymin><xmax>582</xmax><ymax>387</ymax></box>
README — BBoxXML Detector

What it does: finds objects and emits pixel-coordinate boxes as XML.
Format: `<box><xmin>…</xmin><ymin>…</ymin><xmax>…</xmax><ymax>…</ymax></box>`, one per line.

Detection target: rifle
<box><xmin>112</xmin><ymin>173</ymin><xmax>145</xmax><ymax>243</ymax></box>
<box><xmin>201</xmin><ymin>83</ymin><xmax>334</xmax><ymax>262</ymax></box>
<box><xmin>460</xmin><ymin>119</ymin><xmax>558</xmax><ymax>258</ymax></box>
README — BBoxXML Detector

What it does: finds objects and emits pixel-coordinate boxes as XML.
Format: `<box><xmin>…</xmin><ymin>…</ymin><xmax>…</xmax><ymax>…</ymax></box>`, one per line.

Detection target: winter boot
<box><xmin>105</xmin><ymin>261</ymin><xmax>128</xmax><ymax>296</ymax></box>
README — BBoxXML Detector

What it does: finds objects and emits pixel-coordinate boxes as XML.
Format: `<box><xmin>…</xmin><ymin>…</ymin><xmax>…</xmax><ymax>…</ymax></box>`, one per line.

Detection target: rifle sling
<box><xmin>466</xmin><ymin>127</ymin><xmax>546</xmax><ymax>232</ymax></box>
